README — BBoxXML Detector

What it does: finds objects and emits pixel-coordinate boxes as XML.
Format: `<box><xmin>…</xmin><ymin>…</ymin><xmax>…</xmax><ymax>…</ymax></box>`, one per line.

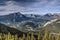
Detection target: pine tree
<box><xmin>22</xmin><ymin>33</ymin><xmax>25</xmax><ymax>40</ymax></box>
<box><xmin>15</xmin><ymin>34</ymin><xmax>18</xmax><ymax>40</ymax></box>
<box><xmin>7</xmin><ymin>32</ymin><xmax>12</xmax><ymax>40</ymax></box>
<box><xmin>56</xmin><ymin>32</ymin><xmax>60</xmax><ymax>40</ymax></box>
<box><xmin>11</xmin><ymin>35</ymin><xmax>15</xmax><ymax>40</ymax></box>
<box><xmin>19</xmin><ymin>37</ymin><xmax>21</xmax><ymax>40</ymax></box>
<box><xmin>48</xmin><ymin>33</ymin><xmax>52</xmax><ymax>40</ymax></box>
<box><xmin>31</xmin><ymin>32</ymin><xmax>35</xmax><ymax>40</ymax></box>
<box><xmin>42</xmin><ymin>29</ymin><xmax>49</xmax><ymax>40</ymax></box>
<box><xmin>26</xmin><ymin>33</ymin><xmax>30</xmax><ymax>40</ymax></box>
<box><xmin>38</xmin><ymin>32</ymin><xmax>41</xmax><ymax>40</ymax></box>
<box><xmin>0</xmin><ymin>33</ymin><xmax>2</xmax><ymax>40</ymax></box>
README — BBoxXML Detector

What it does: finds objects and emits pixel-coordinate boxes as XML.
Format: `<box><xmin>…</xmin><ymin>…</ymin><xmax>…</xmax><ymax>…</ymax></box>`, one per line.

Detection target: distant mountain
<box><xmin>0</xmin><ymin>12</ymin><xmax>32</xmax><ymax>23</ymax></box>
<box><xmin>24</xmin><ymin>14</ymin><xmax>41</xmax><ymax>18</ymax></box>
<box><xmin>41</xmin><ymin>13</ymin><xmax>60</xmax><ymax>20</ymax></box>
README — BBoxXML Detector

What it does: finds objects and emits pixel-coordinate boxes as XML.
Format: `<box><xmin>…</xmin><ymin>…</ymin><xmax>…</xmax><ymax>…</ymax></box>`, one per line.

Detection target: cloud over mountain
<box><xmin>0</xmin><ymin>0</ymin><xmax>60</xmax><ymax>15</ymax></box>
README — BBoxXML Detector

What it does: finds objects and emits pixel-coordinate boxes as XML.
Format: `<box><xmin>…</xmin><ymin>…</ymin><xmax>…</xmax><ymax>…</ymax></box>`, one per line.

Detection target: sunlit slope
<box><xmin>43</xmin><ymin>19</ymin><xmax>60</xmax><ymax>33</ymax></box>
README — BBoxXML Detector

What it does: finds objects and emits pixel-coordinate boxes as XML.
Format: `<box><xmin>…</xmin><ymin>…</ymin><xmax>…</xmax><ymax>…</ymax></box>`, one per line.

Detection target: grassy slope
<box><xmin>44</xmin><ymin>19</ymin><xmax>60</xmax><ymax>33</ymax></box>
<box><xmin>0</xmin><ymin>23</ymin><xmax>27</xmax><ymax>37</ymax></box>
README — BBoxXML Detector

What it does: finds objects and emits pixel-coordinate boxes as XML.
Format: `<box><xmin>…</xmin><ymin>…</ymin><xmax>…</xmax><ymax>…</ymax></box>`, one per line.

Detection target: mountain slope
<box><xmin>43</xmin><ymin>18</ymin><xmax>60</xmax><ymax>33</ymax></box>
<box><xmin>0</xmin><ymin>23</ymin><xmax>25</xmax><ymax>35</ymax></box>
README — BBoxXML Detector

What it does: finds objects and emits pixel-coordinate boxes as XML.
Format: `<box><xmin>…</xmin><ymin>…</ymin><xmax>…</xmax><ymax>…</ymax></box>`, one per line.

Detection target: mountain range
<box><xmin>0</xmin><ymin>12</ymin><xmax>60</xmax><ymax>32</ymax></box>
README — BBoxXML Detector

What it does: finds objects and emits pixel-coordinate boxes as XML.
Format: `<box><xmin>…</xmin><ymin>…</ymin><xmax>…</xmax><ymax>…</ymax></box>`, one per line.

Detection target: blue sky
<box><xmin>0</xmin><ymin>0</ymin><xmax>60</xmax><ymax>15</ymax></box>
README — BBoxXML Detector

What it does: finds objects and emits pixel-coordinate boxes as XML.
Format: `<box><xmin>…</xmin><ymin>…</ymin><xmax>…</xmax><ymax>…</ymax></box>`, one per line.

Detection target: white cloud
<box><xmin>0</xmin><ymin>0</ymin><xmax>60</xmax><ymax>15</ymax></box>
<box><xmin>0</xmin><ymin>1</ymin><xmax>26</xmax><ymax>15</ymax></box>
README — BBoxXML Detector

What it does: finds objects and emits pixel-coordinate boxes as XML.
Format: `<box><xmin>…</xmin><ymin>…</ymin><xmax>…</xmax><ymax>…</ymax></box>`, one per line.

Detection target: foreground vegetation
<box><xmin>0</xmin><ymin>30</ymin><xmax>60</xmax><ymax>40</ymax></box>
